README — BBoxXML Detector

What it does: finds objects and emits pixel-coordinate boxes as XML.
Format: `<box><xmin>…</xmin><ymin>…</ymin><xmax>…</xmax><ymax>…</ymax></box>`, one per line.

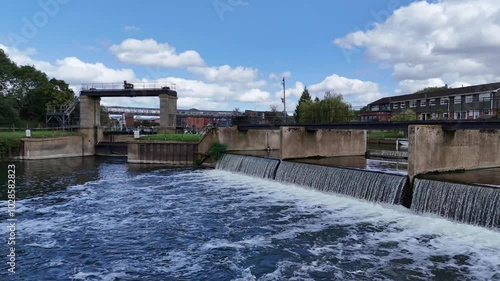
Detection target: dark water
<box><xmin>1</xmin><ymin>157</ymin><xmax>500</xmax><ymax>280</ymax></box>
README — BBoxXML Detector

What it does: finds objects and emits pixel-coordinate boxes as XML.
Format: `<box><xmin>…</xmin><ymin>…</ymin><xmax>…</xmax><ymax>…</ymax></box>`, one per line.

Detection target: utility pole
<box><xmin>282</xmin><ymin>77</ymin><xmax>287</xmax><ymax>123</ymax></box>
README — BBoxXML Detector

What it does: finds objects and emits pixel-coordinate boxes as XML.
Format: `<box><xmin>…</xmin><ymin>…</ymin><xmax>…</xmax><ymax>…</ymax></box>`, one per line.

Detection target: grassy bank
<box><xmin>0</xmin><ymin>130</ymin><xmax>81</xmax><ymax>158</ymax></box>
<box><xmin>367</xmin><ymin>131</ymin><xmax>406</xmax><ymax>139</ymax></box>
<box><xmin>139</xmin><ymin>133</ymin><xmax>202</xmax><ymax>142</ymax></box>
<box><xmin>0</xmin><ymin>130</ymin><xmax>80</xmax><ymax>138</ymax></box>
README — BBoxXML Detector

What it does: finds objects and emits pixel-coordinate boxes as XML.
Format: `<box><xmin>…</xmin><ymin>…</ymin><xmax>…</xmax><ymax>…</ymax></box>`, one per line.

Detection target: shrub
<box><xmin>0</xmin><ymin>137</ymin><xmax>21</xmax><ymax>159</ymax></box>
<box><xmin>208</xmin><ymin>141</ymin><xmax>227</xmax><ymax>161</ymax></box>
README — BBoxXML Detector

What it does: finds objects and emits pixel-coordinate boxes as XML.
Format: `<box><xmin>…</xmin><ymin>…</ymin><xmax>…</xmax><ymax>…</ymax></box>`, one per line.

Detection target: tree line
<box><xmin>0</xmin><ymin>49</ymin><xmax>74</xmax><ymax>127</ymax></box>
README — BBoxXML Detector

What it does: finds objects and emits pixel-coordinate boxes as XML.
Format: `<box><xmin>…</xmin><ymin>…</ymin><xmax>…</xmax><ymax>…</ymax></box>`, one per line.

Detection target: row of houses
<box><xmin>359</xmin><ymin>82</ymin><xmax>500</xmax><ymax>121</ymax></box>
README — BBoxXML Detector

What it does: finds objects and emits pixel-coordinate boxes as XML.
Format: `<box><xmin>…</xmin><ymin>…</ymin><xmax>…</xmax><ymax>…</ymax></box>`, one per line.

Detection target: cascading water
<box><xmin>216</xmin><ymin>154</ymin><xmax>280</xmax><ymax>179</ymax></box>
<box><xmin>411</xmin><ymin>178</ymin><xmax>500</xmax><ymax>229</ymax></box>
<box><xmin>275</xmin><ymin>161</ymin><xmax>408</xmax><ymax>205</ymax></box>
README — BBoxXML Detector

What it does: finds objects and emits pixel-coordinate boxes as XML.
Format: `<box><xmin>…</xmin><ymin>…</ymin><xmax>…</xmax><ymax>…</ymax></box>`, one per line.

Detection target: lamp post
<box><xmin>282</xmin><ymin>77</ymin><xmax>287</xmax><ymax>123</ymax></box>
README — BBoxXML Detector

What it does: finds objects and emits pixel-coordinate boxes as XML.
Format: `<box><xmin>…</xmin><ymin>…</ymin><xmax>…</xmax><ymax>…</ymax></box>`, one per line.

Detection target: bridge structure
<box><xmin>103</xmin><ymin>106</ymin><xmax>235</xmax><ymax>118</ymax></box>
<box><xmin>78</xmin><ymin>81</ymin><xmax>177</xmax><ymax>152</ymax></box>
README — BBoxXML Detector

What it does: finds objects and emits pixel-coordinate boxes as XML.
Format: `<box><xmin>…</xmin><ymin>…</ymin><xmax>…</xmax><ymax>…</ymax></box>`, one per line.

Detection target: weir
<box><xmin>215</xmin><ymin>154</ymin><xmax>500</xmax><ymax>229</ymax></box>
<box><xmin>216</xmin><ymin>154</ymin><xmax>409</xmax><ymax>205</ymax></box>
<box><xmin>216</xmin><ymin>154</ymin><xmax>280</xmax><ymax>179</ymax></box>
<box><xmin>275</xmin><ymin>161</ymin><xmax>408</xmax><ymax>205</ymax></box>
<box><xmin>411</xmin><ymin>179</ymin><xmax>500</xmax><ymax>228</ymax></box>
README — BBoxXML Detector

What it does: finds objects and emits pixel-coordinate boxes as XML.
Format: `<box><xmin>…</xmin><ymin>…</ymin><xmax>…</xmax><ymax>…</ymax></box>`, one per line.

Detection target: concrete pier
<box><xmin>197</xmin><ymin>127</ymin><xmax>367</xmax><ymax>160</ymax></box>
<box><xmin>280</xmin><ymin>127</ymin><xmax>367</xmax><ymax>159</ymax></box>
<box><xmin>159</xmin><ymin>94</ymin><xmax>177</xmax><ymax>133</ymax></box>
<box><xmin>408</xmin><ymin>125</ymin><xmax>500</xmax><ymax>179</ymax></box>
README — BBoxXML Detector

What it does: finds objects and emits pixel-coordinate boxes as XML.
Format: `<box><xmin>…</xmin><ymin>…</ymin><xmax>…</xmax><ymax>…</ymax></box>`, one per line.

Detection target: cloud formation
<box><xmin>110</xmin><ymin>38</ymin><xmax>205</xmax><ymax>68</ymax></box>
<box><xmin>334</xmin><ymin>0</ymin><xmax>500</xmax><ymax>94</ymax></box>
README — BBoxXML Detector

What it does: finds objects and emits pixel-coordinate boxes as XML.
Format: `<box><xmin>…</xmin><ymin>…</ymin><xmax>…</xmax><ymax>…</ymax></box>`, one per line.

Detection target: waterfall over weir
<box><xmin>216</xmin><ymin>154</ymin><xmax>280</xmax><ymax>179</ymax></box>
<box><xmin>275</xmin><ymin>161</ymin><xmax>408</xmax><ymax>205</ymax></box>
<box><xmin>412</xmin><ymin>179</ymin><xmax>500</xmax><ymax>229</ymax></box>
<box><xmin>216</xmin><ymin>154</ymin><xmax>408</xmax><ymax>205</ymax></box>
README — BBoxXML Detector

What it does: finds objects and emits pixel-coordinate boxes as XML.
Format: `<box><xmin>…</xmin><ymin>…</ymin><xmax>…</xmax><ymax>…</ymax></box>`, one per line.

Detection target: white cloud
<box><xmin>308</xmin><ymin>74</ymin><xmax>383</xmax><ymax>105</ymax></box>
<box><xmin>123</xmin><ymin>25</ymin><xmax>140</xmax><ymax>32</ymax></box>
<box><xmin>396</xmin><ymin>78</ymin><xmax>446</xmax><ymax>95</ymax></box>
<box><xmin>239</xmin><ymin>89</ymin><xmax>270</xmax><ymax>102</ymax></box>
<box><xmin>1</xmin><ymin>44</ymin><xmax>135</xmax><ymax>84</ymax></box>
<box><xmin>188</xmin><ymin>65</ymin><xmax>258</xmax><ymax>83</ymax></box>
<box><xmin>110</xmin><ymin>38</ymin><xmax>205</xmax><ymax>68</ymax></box>
<box><xmin>334</xmin><ymin>0</ymin><xmax>500</xmax><ymax>94</ymax></box>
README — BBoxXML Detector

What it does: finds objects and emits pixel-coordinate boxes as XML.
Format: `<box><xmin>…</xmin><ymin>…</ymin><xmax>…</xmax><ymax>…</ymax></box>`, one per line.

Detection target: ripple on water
<box><xmin>1</xmin><ymin>162</ymin><xmax>500</xmax><ymax>281</ymax></box>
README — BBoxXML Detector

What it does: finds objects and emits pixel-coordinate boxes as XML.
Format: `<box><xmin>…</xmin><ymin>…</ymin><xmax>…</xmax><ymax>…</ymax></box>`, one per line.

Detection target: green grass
<box><xmin>0</xmin><ymin>130</ymin><xmax>80</xmax><ymax>138</ymax></box>
<box><xmin>139</xmin><ymin>133</ymin><xmax>202</xmax><ymax>142</ymax></box>
<box><xmin>367</xmin><ymin>131</ymin><xmax>406</xmax><ymax>139</ymax></box>
<box><xmin>0</xmin><ymin>130</ymin><xmax>79</xmax><ymax>159</ymax></box>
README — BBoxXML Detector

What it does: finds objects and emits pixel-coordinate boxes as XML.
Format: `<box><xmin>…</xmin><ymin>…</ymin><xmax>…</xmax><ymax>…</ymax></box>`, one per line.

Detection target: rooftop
<box><xmin>369</xmin><ymin>82</ymin><xmax>500</xmax><ymax>106</ymax></box>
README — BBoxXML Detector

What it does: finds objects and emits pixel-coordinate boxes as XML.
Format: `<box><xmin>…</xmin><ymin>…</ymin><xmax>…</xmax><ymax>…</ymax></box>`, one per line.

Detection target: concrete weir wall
<box><xmin>218</xmin><ymin>127</ymin><xmax>281</xmax><ymax>151</ymax></box>
<box><xmin>197</xmin><ymin>127</ymin><xmax>281</xmax><ymax>155</ymax></box>
<box><xmin>128</xmin><ymin>142</ymin><xmax>198</xmax><ymax>165</ymax></box>
<box><xmin>15</xmin><ymin>136</ymin><xmax>93</xmax><ymax>160</ymax></box>
<box><xmin>281</xmin><ymin>127</ymin><xmax>367</xmax><ymax>159</ymax></box>
<box><xmin>408</xmin><ymin>125</ymin><xmax>500</xmax><ymax>178</ymax></box>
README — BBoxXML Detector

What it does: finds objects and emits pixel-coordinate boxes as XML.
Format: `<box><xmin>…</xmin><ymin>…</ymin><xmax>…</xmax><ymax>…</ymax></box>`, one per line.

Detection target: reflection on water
<box><xmin>0</xmin><ymin>157</ymin><xmax>102</xmax><ymax>200</ymax></box>
<box><xmin>368</xmin><ymin>142</ymin><xmax>408</xmax><ymax>152</ymax></box>
<box><xmin>230</xmin><ymin>150</ymin><xmax>281</xmax><ymax>159</ymax></box>
<box><xmin>421</xmin><ymin>168</ymin><xmax>500</xmax><ymax>187</ymax></box>
<box><xmin>290</xmin><ymin>156</ymin><xmax>408</xmax><ymax>175</ymax></box>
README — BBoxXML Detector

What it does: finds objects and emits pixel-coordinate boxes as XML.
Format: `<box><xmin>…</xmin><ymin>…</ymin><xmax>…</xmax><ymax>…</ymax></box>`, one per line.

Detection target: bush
<box><xmin>208</xmin><ymin>141</ymin><xmax>227</xmax><ymax>161</ymax></box>
<box><xmin>0</xmin><ymin>137</ymin><xmax>21</xmax><ymax>159</ymax></box>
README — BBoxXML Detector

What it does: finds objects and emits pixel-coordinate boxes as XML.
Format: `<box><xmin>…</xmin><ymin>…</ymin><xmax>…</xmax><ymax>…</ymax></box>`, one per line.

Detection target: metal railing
<box><xmin>81</xmin><ymin>82</ymin><xmax>176</xmax><ymax>91</ymax></box>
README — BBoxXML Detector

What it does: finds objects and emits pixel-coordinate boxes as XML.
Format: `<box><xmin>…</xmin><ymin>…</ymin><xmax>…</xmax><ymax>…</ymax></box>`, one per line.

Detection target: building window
<box><xmin>371</xmin><ymin>105</ymin><xmax>379</xmax><ymax>111</ymax></box>
<box><xmin>393</xmin><ymin>103</ymin><xmax>399</xmax><ymax>109</ymax></box>
<box><xmin>443</xmin><ymin>112</ymin><xmax>449</xmax><ymax>119</ymax></box>
<box><xmin>465</xmin><ymin>95</ymin><xmax>473</xmax><ymax>103</ymax></box>
<box><xmin>479</xmin><ymin>93</ymin><xmax>491</xmax><ymax>102</ymax></box>
<box><xmin>454</xmin><ymin>96</ymin><xmax>462</xmax><ymax>104</ymax></box>
<box><xmin>400</xmin><ymin>102</ymin><xmax>406</xmax><ymax>109</ymax></box>
<box><xmin>409</xmin><ymin>100</ymin><xmax>417</xmax><ymax>108</ymax></box>
<box><xmin>420</xmin><ymin>100</ymin><xmax>427</xmax><ymax>107</ymax></box>
<box><xmin>429</xmin><ymin>99</ymin><xmax>436</xmax><ymax>106</ymax></box>
<box><xmin>440</xmin><ymin>97</ymin><xmax>450</xmax><ymax>105</ymax></box>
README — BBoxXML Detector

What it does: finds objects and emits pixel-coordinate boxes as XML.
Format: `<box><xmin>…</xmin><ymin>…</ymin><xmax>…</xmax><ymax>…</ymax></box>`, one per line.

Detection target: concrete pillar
<box><xmin>280</xmin><ymin>127</ymin><xmax>367</xmax><ymax>159</ymax></box>
<box><xmin>159</xmin><ymin>94</ymin><xmax>177</xmax><ymax>133</ymax></box>
<box><xmin>79</xmin><ymin>95</ymin><xmax>102</xmax><ymax>154</ymax></box>
<box><xmin>79</xmin><ymin>95</ymin><xmax>101</xmax><ymax>128</ymax></box>
<box><xmin>408</xmin><ymin>125</ymin><xmax>500</xmax><ymax>180</ymax></box>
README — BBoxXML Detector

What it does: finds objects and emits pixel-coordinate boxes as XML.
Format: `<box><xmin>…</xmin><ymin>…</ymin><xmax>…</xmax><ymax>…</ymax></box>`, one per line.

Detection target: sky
<box><xmin>1</xmin><ymin>0</ymin><xmax>500</xmax><ymax>112</ymax></box>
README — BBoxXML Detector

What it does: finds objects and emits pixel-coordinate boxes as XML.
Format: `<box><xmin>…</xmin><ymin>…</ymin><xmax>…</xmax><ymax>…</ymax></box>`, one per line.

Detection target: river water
<box><xmin>1</xmin><ymin>157</ymin><xmax>499</xmax><ymax>280</ymax></box>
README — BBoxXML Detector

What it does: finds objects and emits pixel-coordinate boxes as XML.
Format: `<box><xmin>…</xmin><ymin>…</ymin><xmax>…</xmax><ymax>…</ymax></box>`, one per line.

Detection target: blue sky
<box><xmin>1</xmin><ymin>0</ymin><xmax>499</xmax><ymax>111</ymax></box>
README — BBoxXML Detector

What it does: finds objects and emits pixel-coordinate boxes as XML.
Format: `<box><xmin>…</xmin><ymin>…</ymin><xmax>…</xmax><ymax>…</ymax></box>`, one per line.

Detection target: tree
<box><xmin>0</xmin><ymin>95</ymin><xmax>19</xmax><ymax>126</ymax></box>
<box><xmin>413</xmin><ymin>84</ymin><xmax>449</xmax><ymax>95</ymax></box>
<box><xmin>293</xmin><ymin>87</ymin><xmax>312</xmax><ymax>123</ymax></box>
<box><xmin>268</xmin><ymin>104</ymin><xmax>282</xmax><ymax>125</ymax></box>
<box><xmin>391</xmin><ymin>109</ymin><xmax>417</xmax><ymax>121</ymax></box>
<box><xmin>296</xmin><ymin>91</ymin><xmax>352</xmax><ymax>124</ymax></box>
<box><xmin>0</xmin><ymin>50</ymin><xmax>75</xmax><ymax>124</ymax></box>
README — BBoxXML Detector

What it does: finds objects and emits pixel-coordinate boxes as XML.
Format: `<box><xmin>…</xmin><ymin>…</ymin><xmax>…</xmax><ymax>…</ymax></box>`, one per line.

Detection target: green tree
<box><xmin>297</xmin><ymin>91</ymin><xmax>352</xmax><ymax>124</ymax></box>
<box><xmin>0</xmin><ymin>50</ymin><xmax>75</xmax><ymax>124</ymax></box>
<box><xmin>391</xmin><ymin>109</ymin><xmax>417</xmax><ymax>121</ymax></box>
<box><xmin>413</xmin><ymin>84</ymin><xmax>449</xmax><ymax>94</ymax></box>
<box><xmin>293</xmin><ymin>87</ymin><xmax>312</xmax><ymax>123</ymax></box>
<box><xmin>0</xmin><ymin>95</ymin><xmax>19</xmax><ymax>126</ymax></box>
